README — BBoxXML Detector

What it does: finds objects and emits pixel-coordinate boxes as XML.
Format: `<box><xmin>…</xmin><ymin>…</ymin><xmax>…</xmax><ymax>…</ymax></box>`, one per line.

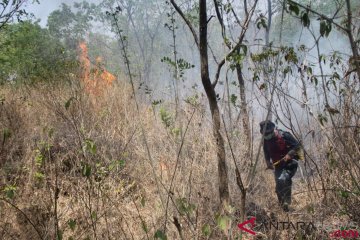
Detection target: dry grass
<box><xmin>0</xmin><ymin>81</ymin><xmax>358</xmax><ymax>240</ymax></box>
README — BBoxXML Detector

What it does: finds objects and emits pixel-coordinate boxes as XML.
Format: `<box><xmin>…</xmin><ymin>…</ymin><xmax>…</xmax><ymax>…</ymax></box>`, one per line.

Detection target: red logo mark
<box><xmin>238</xmin><ymin>217</ymin><xmax>256</xmax><ymax>235</ymax></box>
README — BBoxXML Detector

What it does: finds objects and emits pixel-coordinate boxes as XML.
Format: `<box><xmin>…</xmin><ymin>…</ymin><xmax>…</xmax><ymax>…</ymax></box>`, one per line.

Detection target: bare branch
<box><xmin>212</xmin><ymin>0</ymin><xmax>259</xmax><ymax>87</ymax></box>
<box><xmin>0</xmin><ymin>0</ymin><xmax>26</xmax><ymax>30</ymax></box>
<box><xmin>227</xmin><ymin>0</ymin><xmax>242</xmax><ymax>27</ymax></box>
<box><xmin>213</xmin><ymin>0</ymin><xmax>226</xmax><ymax>39</ymax></box>
<box><xmin>170</xmin><ymin>0</ymin><xmax>199</xmax><ymax>48</ymax></box>
<box><xmin>287</xmin><ymin>0</ymin><xmax>347</xmax><ymax>32</ymax></box>
<box><xmin>244</xmin><ymin>0</ymin><xmax>248</xmax><ymax>16</ymax></box>
<box><xmin>345</xmin><ymin>0</ymin><xmax>360</xmax><ymax>80</ymax></box>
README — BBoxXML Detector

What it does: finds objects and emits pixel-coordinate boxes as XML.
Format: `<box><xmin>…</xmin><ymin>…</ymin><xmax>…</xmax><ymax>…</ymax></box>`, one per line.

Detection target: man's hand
<box><xmin>284</xmin><ymin>154</ymin><xmax>292</xmax><ymax>161</ymax></box>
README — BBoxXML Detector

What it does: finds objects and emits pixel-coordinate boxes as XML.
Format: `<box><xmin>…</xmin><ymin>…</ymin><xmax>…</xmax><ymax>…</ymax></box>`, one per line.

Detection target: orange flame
<box><xmin>79</xmin><ymin>42</ymin><xmax>116</xmax><ymax>95</ymax></box>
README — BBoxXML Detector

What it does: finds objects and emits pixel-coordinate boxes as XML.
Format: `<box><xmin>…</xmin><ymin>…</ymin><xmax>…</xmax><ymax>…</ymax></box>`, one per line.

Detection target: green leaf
<box><xmin>34</xmin><ymin>172</ymin><xmax>45</xmax><ymax>181</ymax></box>
<box><xmin>91</xmin><ymin>211</ymin><xmax>97</xmax><ymax>220</ymax></box>
<box><xmin>307</xmin><ymin>205</ymin><xmax>315</xmax><ymax>214</ymax></box>
<box><xmin>159</xmin><ymin>107</ymin><xmax>173</xmax><ymax>128</ymax></box>
<box><xmin>141</xmin><ymin>220</ymin><xmax>148</xmax><ymax>233</ymax></box>
<box><xmin>118</xmin><ymin>159</ymin><xmax>125</xmax><ymax>167</ymax></box>
<box><xmin>57</xmin><ymin>230</ymin><xmax>63</xmax><ymax>240</ymax></box>
<box><xmin>202</xmin><ymin>224</ymin><xmax>211</xmax><ymax>236</ymax></box>
<box><xmin>176</xmin><ymin>198</ymin><xmax>196</xmax><ymax>216</ymax></box>
<box><xmin>4</xmin><ymin>185</ymin><xmax>16</xmax><ymax>199</ymax></box>
<box><xmin>318</xmin><ymin>114</ymin><xmax>328</xmax><ymax>126</ymax></box>
<box><xmin>301</xmin><ymin>12</ymin><xmax>310</xmax><ymax>28</ymax></box>
<box><xmin>240</xmin><ymin>44</ymin><xmax>248</xmax><ymax>55</ymax></box>
<box><xmin>171</xmin><ymin>127</ymin><xmax>181</xmax><ymax>137</ymax></box>
<box><xmin>65</xmin><ymin>97</ymin><xmax>75</xmax><ymax>110</ymax></box>
<box><xmin>82</xmin><ymin>163</ymin><xmax>92</xmax><ymax>177</ymax></box>
<box><xmin>289</xmin><ymin>3</ymin><xmax>300</xmax><ymax>16</ymax></box>
<box><xmin>154</xmin><ymin>230</ymin><xmax>167</xmax><ymax>240</ymax></box>
<box><xmin>306</xmin><ymin>66</ymin><xmax>313</xmax><ymax>75</ymax></box>
<box><xmin>283</xmin><ymin>66</ymin><xmax>292</xmax><ymax>76</ymax></box>
<box><xmin>152</xmin><ymin>99</ymin><xmax>162</xmax><ymax>106</ymax></box>
<box><xmin>319</xmin><ymin>54</ymin><xmax>326</xmax><ymax>64</ymax></box>
<box><xmin>35</xmin><ymin>149</ymin><xmax>44</xmax><ymax>167</ymax></box>
<box><xmin>68</xmin><ymin>219</ymin><xmax>76</xmax><ymax>231</ymax></box>
<box><xmin>339</xmin><ymin>190</ymin><xmax>349</xmax><ymax>199</ymax></box>
<box><xmin>216</xmin><ymin>215</ymin><xmax>230</xmax><ymax>232</ymax></box>
<box><xmin>224</xmin><ymin>3</ymin><xmax>232</xmax><ymax>14</ymax></box>
<box><xmin>320</xmin><ymin>20</ymin><xmax>326</xmax><ymax>37</ymax></box>
<box><xmin>84</xmin><ymin>139</ymin><xmax>96</xmax><ymax>154</ymax></box>
<box><xmin>141</xmin><ymin>196</ymin><xmax>146</xmax><ymax>207</ymax></box>
<box><xmin>259</xmin><ymin>83</ymin><xmax>267</xmax><ymax>90</ymax></box>
<box><xmin>256</xmin><ymin>18</ymin><xmax>267</xmax><ymax>29</ymax></box>
<box><xmin>310</xmin><ymin>76</ymin><xmax>318</xmax><ymax>86</ymax></box>
<box><xmin>2</xmin><ymin>128</ymin><xmax>11</xmax><ymax>143</ymax></box>
<box><xmin>319</xmin><ymin>20</ymin><xmax>332</xmax><ymax>37</ymax></box>
<box><xmin>0</xmin><ymin>95</ymin><xmax>5</xmax><ymax>104</ymax></box>
<box><xmin>325</xmin><ymin>22</ymin><xmax>332</xmax><ymax>37</ymax></box>
<box><xmin>230</xmin><ymin>94</ymin><xmax>237</xmax><ymax>106</ymax></box>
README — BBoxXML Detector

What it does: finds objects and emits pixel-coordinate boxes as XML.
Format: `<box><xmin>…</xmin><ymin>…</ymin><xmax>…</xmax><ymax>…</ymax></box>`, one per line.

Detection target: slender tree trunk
<box><xmin>345</xmin><ymin>0</ymin><xmax>360</xmax><ymax>80</ymax></box>
<box><xmin>171</xmin><ymin>10</ymin><xmax>180</xmax><ymax>119</ymax></box>
<box><xmin>264</xmin><ymin>0</ymin><xmax>273</xmax><ymax>120</ymax></box>
<box><xmin>236</xmin><ymin>63</ymin><xmax>251</xmax><ymax>161</ymax></box>
<box><xmin>199</xmin><ymin>0</ymin><xmax>230</xmax><ymax>206</ymax></box>
<box><xmin>266</xmin><ymin>0</ymin><xmax>272</xmax><ymax>46</ymax></box>
<box><xmin>225</xmin><ymin>72</ymin><xmax>232</xmax><ymax>128</ymax></box>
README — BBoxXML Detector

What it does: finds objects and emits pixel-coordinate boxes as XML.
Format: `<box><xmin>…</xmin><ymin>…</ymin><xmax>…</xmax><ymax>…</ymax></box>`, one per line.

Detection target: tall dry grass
<box><xmin>0</xmin><ymin>80</ymin><xmax>358</xmax><ymax>240</ymax></box>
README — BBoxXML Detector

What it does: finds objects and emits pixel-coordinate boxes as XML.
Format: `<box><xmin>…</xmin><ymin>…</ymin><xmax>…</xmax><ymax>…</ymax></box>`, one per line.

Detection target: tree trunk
<box><xmin>264</xmin><ymin>0</ymin><xmax>273</xmax><ymax>120</ymax></box>
<box><xmin>199</xmin><ymin>0</ymin><xmax>230</xmax><ymax>206</ymax></box>
<box><xmin>345</xmin><ymin>0</ymin><xmax>360</xmax><ymax>80</ymax></box>
<box><xmin>236</xmin><ymin>62</ymin><xmax>251</xmax><ymax>161</ymax></box>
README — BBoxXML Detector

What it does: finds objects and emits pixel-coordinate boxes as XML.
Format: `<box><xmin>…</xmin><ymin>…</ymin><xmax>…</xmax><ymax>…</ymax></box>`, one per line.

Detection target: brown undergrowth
<box><xmin>0</xmin><ymin>81</ymin><xmax>358</xmax><ymax>239</ymax></box>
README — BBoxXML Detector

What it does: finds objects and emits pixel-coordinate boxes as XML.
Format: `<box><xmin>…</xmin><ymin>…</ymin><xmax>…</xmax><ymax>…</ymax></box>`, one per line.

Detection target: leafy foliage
<box><xmin>176</xmin><ymin>198</ymin><xmax>196</xmax><ymax>216</ymax></box>
<box><xmin>256</xmin><ymin>15</ymin><xmax>267</xmax><ymax>29</ymax></box>
<box><xmin>47</xmin><ymin>3</ymin><xmax>96</xmax><ymax>50</ymax></box>
<box><xmin>215</xmin><ymin>214</ymin><xmax>231</xmax><ymax>233</ymax></box>
<box><xmin>82</xmin><ymin>163</ymin><xmax>92</xmax><ymax>178</ymax></box>
<box><xmin>161</xmin><ymin>56</ymin><xmax>195</xmax><ymax>79</ymax></box>
<box><xmin>84</xmin><ymin>139</ymin><xmax>97</xmax><ymax>155</ymax></box>
<box><xmin>3</xmin><ymin>184</ymin><xmax>16</xmax><ymax>199</ymax></box>
<box><xmin>68</xmin><ymin>219</ymin><xmax>77</xmax><ymax>231</ymax></box>
<box><xmin>202</xmin><ymin>224</ymin><xmax>211</xmax><ymax>236</ymax></box>
<box><xmin>159</xmin><ymin>107</ymin><xmax>173</xmax><ymax>128</ymax></box>
<box><xmin>0</xmin><ymin>21</ymin><xmax>76</xmax><ymax>83</ymax></box>
<box><xmin>319</xmin><ymin>20</ymin><xmax>332</xmax><ymax>37</ymax></box>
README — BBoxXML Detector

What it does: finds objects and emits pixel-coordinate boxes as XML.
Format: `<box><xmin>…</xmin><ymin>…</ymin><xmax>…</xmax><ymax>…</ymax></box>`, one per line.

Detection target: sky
<box><xmin>25</xmin><ymin>0</ymin><xmax>99</xmax><ymax>26</ymax></box>
<box><xmin>24</xmin><ymin>0</ymin><xmax>71</xmax><ymax>26</ymax></box>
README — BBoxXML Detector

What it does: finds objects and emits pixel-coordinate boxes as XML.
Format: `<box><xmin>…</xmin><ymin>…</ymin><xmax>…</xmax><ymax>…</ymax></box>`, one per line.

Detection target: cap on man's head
<box><xmin>259</xmin><ymin>120</ymin><xmax>275</xmax><ymax>134</ymax></box>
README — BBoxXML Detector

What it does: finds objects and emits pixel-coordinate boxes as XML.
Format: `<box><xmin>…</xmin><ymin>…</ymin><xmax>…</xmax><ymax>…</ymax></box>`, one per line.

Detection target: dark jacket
<box><xmin>263</xmin><ymin>129</ymin><xmax>300</xmax><ymax>167</ymax></box>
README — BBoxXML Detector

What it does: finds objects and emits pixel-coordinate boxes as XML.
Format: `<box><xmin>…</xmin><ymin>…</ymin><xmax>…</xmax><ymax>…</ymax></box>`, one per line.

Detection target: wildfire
<box><xmin>79</xmin><ymin>42</ymin><xmax>116</xmax><ymax>95</ymax></box>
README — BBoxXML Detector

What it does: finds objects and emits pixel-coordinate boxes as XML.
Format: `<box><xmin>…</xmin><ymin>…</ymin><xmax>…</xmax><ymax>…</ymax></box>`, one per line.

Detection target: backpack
<box><xmin>275</xmin><ymin>129</ymin><xmax>304</xmax><ymax>161</ymax></box>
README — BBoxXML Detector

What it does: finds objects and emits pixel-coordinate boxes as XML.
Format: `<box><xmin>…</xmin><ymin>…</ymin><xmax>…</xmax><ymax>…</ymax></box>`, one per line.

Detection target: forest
<box><xmin>0</xmin><ymin>0</ymin><xmax>359</xmax><ymax>239</ymax></box>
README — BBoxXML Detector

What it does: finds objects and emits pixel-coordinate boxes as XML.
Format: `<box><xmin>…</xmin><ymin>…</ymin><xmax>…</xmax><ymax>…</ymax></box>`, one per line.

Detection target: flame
<box><xmin>79</xmin><ymin>42</ymin><xmax>116</xmax><ymax>95</ymax></box>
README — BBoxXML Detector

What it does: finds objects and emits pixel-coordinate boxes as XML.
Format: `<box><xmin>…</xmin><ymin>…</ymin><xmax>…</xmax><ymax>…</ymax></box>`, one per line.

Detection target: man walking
<box><xmin>260</xmin><ymin>120</ymin><xmax>300</xmax><ymax>212</ymax></box>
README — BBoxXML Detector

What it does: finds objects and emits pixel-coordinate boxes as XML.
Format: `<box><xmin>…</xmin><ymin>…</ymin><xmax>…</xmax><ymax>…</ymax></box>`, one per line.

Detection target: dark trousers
<box><xmin>274</xmin><ymin>159</ymin><xmax>298</xmax><ymax>206</ymax></box>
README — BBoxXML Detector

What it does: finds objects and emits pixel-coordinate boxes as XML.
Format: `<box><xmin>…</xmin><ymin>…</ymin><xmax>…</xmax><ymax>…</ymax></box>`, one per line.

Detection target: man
<box><xmin>260</xmin><ymin>120</ymin><xmax>300</xmax><ymax>212</ymax></box>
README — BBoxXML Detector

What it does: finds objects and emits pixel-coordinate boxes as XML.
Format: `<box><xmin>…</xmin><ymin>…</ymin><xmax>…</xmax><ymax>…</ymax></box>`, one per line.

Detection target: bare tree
<box><xmin>213</xmin><ymin>0</ymin><xmax>253</xmax><ymax>161</ymax></box>
<box><xmin>170</xmin><ymin>0</ymin><xmax>230</xmax><ymax>206</ymax></box>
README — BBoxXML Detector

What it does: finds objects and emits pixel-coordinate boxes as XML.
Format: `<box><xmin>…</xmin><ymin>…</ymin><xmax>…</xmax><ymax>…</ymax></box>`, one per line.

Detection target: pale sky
<box><xmin>25</xmin><ymin>0</ymin><xmax>98</xmax><ymax>26</ymax></box>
